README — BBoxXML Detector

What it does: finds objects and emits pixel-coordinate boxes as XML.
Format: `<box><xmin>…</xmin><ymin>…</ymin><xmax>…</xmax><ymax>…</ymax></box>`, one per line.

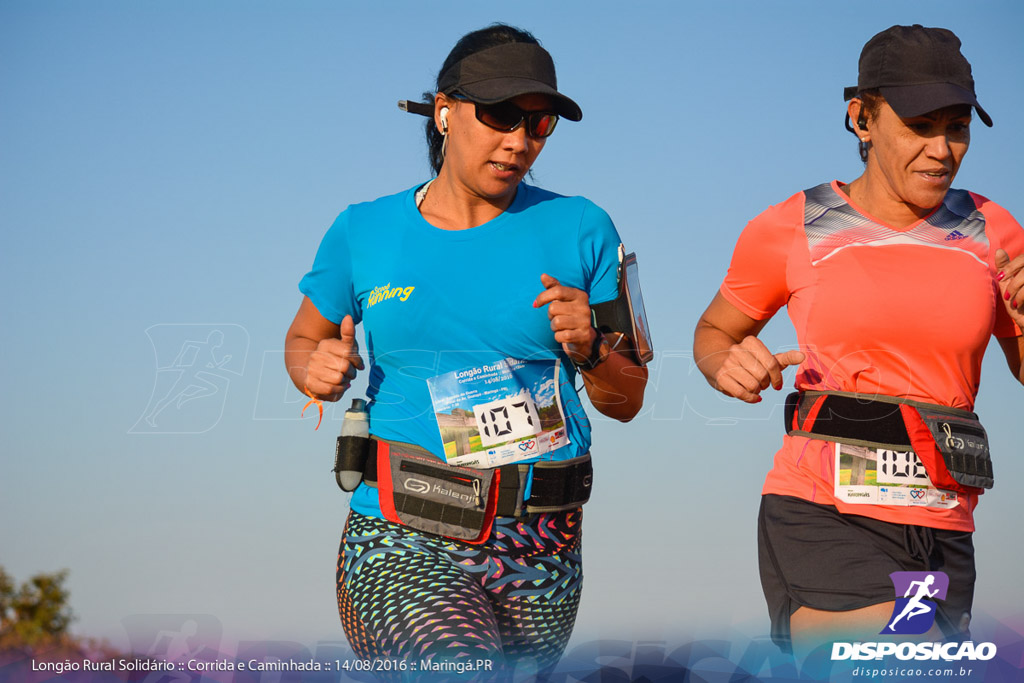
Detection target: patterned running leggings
<box><xmin>337</xmin><ymin>509</ymin><xmax>583</xmax><ymax>680</ymax></box>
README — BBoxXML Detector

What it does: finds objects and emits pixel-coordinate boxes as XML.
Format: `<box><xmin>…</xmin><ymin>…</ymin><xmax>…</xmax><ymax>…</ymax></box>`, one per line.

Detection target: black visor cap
<box><xmin>437</xmin><ymin>42</ymin><xmax>582</xmax><ymax>121</ymax></box>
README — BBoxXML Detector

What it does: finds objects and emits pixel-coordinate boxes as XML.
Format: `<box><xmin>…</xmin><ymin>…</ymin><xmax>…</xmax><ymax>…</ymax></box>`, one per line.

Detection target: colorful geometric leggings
<box><xmin>337</xmin><ymin>509</ymin><xmax>583</xmax><ymax>680</ymax></box>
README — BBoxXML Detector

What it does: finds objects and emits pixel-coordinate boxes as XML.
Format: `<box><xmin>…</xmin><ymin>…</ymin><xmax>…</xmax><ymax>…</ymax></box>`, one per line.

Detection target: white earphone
<box><xmin>439</xmin><ymin>106</ymin><xmax>451</xmax><ymax>160</ymax></box>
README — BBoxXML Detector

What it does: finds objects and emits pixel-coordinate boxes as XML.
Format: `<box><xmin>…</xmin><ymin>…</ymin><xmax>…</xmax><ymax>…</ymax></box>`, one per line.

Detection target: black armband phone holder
<box><xmin>590</xmin><ymin>245</ymin><xmax>654</xmax><ymax>365</ymax></box>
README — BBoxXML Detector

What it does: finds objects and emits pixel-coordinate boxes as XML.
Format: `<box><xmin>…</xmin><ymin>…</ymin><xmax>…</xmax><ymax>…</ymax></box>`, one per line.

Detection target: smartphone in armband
<box><xmin>591</xmin><ymin>244</ymin><xmax>654</xmax><ymax>365</ymax></box>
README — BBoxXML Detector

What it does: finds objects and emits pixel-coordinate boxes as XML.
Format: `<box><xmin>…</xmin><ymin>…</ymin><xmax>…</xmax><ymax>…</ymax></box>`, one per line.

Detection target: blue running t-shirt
<box><xmin>300</xmin><ymin>182</ymin><xmax>621</xmax><ymax>517</ymax></box>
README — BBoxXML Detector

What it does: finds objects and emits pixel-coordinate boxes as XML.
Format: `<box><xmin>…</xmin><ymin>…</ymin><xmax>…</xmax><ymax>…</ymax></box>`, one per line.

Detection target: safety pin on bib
<box><xmin>302</xmin><ymin>387</ymin><xmax>324</xmax><ymax>430</ymax></box>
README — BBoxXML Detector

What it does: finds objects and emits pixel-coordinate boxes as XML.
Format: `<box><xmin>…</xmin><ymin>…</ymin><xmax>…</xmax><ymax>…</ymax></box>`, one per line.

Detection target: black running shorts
<box><xmin>757</xmin><ymin>493</ymin><xmax>976</xmax><ymax>651</ymax></box>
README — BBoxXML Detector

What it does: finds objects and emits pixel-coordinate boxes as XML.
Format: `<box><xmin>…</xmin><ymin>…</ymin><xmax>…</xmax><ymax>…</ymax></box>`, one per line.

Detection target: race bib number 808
<box><xmin>834</xmin><ymin>443</ymin><xmax>958</xmax><ymax>509</ymax></box>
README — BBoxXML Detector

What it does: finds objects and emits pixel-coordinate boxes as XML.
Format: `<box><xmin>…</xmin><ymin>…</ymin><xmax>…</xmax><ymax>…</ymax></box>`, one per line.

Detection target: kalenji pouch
<box><xmin>375</xmin><ymin>441</ymin><xmax>500</xmax><ymax>544</ymax></box>
<box><xmin>898</xmin><ymin>403</ymin><xmax>993</xmax><ymax>494</ymax></box>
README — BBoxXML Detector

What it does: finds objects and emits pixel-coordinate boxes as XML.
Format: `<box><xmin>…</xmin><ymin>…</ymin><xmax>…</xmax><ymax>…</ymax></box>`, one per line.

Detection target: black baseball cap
<box><xmin>844</xmin><ymin>24</ymin><xmax>992</xmax><ymax>127</ymax></box>
<box><xmin>401</xmin><ymin>42</ymin><xmax>582</xmax><ymax>121</ymax></box>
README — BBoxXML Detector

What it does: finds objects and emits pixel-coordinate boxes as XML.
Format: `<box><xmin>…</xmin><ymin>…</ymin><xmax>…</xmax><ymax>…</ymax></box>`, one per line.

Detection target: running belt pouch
<box><xmin>375</xmin><ymin>442</ymin><xmax>499</xmax><ymax>544</ymax></box>
<box><xmin>785</xmin><ymin>392</ymin><xmax>992</xmax><ymax>493</ymax></box>
<box><xmin>526</xmin><ymin>454</ymin><xmax>593</xmax><ymax>513</ymax></box>
<box><xmin>898</xmin><ymin>404</ymin><xmax>993</xmax><ymax>492</ymax></box>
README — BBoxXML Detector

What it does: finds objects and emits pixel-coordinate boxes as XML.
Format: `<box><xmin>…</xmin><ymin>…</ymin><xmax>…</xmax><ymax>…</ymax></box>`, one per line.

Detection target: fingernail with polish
<box><xmin>996</xmin><ymin>271</ymin><xmax>1005</xmax><ymax>281</ymax></box>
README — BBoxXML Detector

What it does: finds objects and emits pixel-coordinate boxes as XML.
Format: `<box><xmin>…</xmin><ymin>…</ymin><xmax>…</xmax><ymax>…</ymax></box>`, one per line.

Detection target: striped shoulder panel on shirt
<box><xmin>801</xmin><ymin>182</ymin><xmax>988</xmax><ymax>266</ymax></box>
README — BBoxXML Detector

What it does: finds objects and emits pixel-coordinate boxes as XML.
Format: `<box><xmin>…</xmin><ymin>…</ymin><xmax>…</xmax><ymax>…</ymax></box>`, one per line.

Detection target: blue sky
<box><xmin>3</xmin><ymin>0</ymin><xmax>1024</xmax><ymax>662</ymax></box>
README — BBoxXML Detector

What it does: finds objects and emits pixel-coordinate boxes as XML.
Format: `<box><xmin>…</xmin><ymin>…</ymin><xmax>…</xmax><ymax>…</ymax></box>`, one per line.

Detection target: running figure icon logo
<box><xmin>130</xmin><ymin>324</ymin><xmax>248</xmax><ymax>434</ymax></box>
<box><xmin>881</xmin><ymin>571</ymin><xmax>950</xmax><ymax>635</ymax></box>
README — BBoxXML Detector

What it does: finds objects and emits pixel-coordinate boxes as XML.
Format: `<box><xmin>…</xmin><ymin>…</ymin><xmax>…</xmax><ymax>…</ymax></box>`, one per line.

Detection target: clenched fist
<box><xmin>303</xmin><ymin>315</ymin><xmax>365</xmax><ymax>401</ymax></box>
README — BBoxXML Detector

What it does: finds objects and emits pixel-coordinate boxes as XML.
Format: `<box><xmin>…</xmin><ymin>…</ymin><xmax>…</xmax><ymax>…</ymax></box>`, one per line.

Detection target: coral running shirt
<box><xmin>721</xmin><ymin>181</ymin><xmax>1024</xmax><ymax>531</ymax></box>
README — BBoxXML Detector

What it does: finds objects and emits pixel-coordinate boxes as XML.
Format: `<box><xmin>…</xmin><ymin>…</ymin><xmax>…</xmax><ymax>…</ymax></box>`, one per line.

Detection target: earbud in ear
<box><xmin>857</xmin><ymin>106</ymin><xmax>868</xmax><ymax>132</ymax></box>
<box><xmin>440</xmin><ymin>107</ymin><xmax>450</xmax><ymax>134</ymax></box>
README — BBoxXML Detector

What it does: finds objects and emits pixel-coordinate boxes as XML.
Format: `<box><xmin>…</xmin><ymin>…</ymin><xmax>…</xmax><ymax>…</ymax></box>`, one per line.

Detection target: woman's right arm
<box><xmin>995</xmin><ymin>248</ymin><xmax>1024</xmax><ymax>385</ymax></box>
<box><xmin>285</xmin><ymin>297</ymin><xmax>364</xmax><ymax>401</ymax></box>
<box><xmin>693</xmin><ymin>292</ymin><xmax>804</xmax><ymax>404</ymax></box>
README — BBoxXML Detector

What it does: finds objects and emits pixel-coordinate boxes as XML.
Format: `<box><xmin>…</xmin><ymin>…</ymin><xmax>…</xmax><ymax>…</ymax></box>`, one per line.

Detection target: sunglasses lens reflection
<box><xmin>529</xmin><ymin>114</ymin><xmax>557</xmax><ymax>138</ymax></box>
<box><xmin>475</xmin><ymin>103</ymin><xmax>559</xmax><ymax>138</ymax></box>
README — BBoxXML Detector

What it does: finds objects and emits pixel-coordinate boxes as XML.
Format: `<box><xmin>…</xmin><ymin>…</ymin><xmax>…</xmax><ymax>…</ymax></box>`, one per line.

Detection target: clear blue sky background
<box><xmin>3</xmin><ymin>0</ymin><xmax>1023</xmax><ymax>656</ymax></box>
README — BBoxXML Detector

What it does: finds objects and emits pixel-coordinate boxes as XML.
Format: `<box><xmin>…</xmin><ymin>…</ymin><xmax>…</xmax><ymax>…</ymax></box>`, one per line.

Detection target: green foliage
<box><xmin>0</xmin><ymin>566</ymin><xmax>75</xmax><ymax>649</ymax></box>
<box><xmin>0</xmin><ymin>567</ymin><xmax>14</xmax><ymax>624</ymax></box>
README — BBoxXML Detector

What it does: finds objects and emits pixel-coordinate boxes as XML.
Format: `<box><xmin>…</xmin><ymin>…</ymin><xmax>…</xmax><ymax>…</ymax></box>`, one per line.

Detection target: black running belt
<box><xmin>362</xmin><ymin>440</ymin><xmax>591</xmax><ymax>515</ymax></box>
<box><xmin>528</xmin><ymin>457</ymin><xmax>592</xmax><ymax>511</ymax></box>
<box><xmin>784</xmin><ymin>391</ymin><xmax>993</xmax><ymax>489</ymax></box>
<box><xmin>784</xmin><ymin>391</ymin><xmax>913</xmax><ymax>449</ymax></box>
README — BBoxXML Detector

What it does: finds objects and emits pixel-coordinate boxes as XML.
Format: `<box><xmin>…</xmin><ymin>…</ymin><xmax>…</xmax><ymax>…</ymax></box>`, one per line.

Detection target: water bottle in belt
<box><xmin>334</xmin><ymin>398</ymin><xmax>370</xmax><ymax>491</ymax></box>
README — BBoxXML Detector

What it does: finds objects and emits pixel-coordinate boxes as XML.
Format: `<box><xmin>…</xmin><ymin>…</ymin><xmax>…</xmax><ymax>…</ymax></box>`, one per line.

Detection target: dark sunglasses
<box><xmin>453</xmin><ymin>96</ymin><xmax>559</xmax><ymax>138</ymax></box>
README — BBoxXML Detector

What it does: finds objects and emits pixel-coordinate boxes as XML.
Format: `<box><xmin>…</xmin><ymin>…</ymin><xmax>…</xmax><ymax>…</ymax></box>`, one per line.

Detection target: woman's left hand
<box><xmin>996</xmin><ymin>249</ymin><xmax>1024</xmax><ymax>327</ymax></box>
<box><xmin>534</xmin><ymin>273</ymin><xmax>596</xmax><ymax>364</ymax></box>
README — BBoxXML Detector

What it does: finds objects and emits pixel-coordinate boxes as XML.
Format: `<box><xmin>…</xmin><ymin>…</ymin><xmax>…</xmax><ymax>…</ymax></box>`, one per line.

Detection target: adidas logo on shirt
<box><xmin>945</xmin><ymin>230</ymin><xmax>967</xmax><ymax>241</ymax></box>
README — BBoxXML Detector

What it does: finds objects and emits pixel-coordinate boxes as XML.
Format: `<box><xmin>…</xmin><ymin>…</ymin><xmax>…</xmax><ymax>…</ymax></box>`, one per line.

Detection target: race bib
<box><xmin>426</xmin><ymin>358</ymin><xmax>571</xmax><ymax>468</ymax></box>
<box><xmin>834</xmin><ymin>443</ymin><xmax>959</xmax><ymax>509</ymax></box>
